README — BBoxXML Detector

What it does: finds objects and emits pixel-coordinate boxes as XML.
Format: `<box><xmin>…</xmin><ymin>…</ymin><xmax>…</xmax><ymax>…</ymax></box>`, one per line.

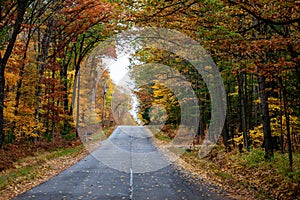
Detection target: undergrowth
<box><xmin>0</xmin><ymin>145</ymin><xmax>84</xmax><ymax>192</ymax></box>
<box><xmin>182</xmin><ymin>147</ymin><xmax>300</xmax><ymax>200</ymax></box>
<box><xmin>0</xmin><ymin>137</ymin><xmax>82</xmax><ymax>171</ymax></box>
<box><xmin>155</xmin><ymin>132</ymin><xmax>172</xmax><ymax>142</ymax></box>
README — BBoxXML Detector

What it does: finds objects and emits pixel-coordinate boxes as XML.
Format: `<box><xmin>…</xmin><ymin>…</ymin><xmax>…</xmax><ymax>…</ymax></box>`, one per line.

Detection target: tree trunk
<box><xmin>253</xmin><ymin>77</ymin><xmax>259</xmax><ymax>127</ymax></box>
<box><xmin>0</xmin><ymin>60</ymin><xmax>5</xmax><ymax>148</ymax></box>
<box><xmin>237</xmin><ymin>73</ymin><xmax>243</xmax><ymax>134</ymax></box>
<box><xmin>0</xmin><ymin>0</ymin><xmax>29</xmax><ymax>148</ymax></box>
<box><xmin>279</xmin><ymin>86</ymin><xmax>284</xmax><ymax>153</ymax></box>
<box><xmin>280</xmin><ymin>78</ymin><xmax>293</xmax><ymax>171</ymax></box>
<box><xmin>75</xmin><ymin>71</ymin><xmax>80</xmax><ymax>138</ymax></box>
<box><xmin>258</xmin><ymin>71</ymin><xmax>273</xmax><ymax>159</ymax></box>
<box><xmin>238</xmin><ymin>71</ymin><xmax>249</xmax><ymax>149</ymax></box>
<box><xmin>69</xmin><ymin>38</ymin><xmax>84</xmax><ymax>116</ymax></box>
<box><xmin>241</xmin><ymin>71</ymin><xmax>249</xmax><ymax>149</ymax></box>
<box><xmin>35</xmin><ymin>19</ymin><xmax>53</xmax><ymax>137</ymax></box>
<box><xmin>227</xmin><ymin>76</ymin><xmax>234</xmax><ymax>147</ymax></box>
<box><xmin>196</xmin><ymin>100</ymin><xmax>205</xmax><ymax>144</ymax></box>
<box><xmin>61</xmin><ymin>56</ymin><xmax>71</xmax><ymax>133</ymax></box>
<box><xmin>223</xmin><ymin>118</ymin><xmax>229</xmax><ymax>147</ymax></box>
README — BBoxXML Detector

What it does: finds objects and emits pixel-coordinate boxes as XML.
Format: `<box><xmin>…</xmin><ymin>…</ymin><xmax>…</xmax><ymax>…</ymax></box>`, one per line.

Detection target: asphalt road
<box><xmin>14</xmin><ymin>126</ymin><xmax>230</xmax><ymax>200</ymax></box>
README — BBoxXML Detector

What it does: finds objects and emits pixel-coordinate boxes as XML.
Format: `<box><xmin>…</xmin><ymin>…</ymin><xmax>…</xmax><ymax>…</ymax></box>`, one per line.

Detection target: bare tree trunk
<box><xmin>280</xmin><ymin>78</ymin><xmax>293</xmax><ymax>171</ymax></box>
<box><xmin>52</xmin><ymin>122</ymin><xmax>55</xmax><ymax>139</ymax></box>
<box><xmin>241</xmin><ymin>72</ymin><xmax>249</xmax><ymax>149</ymax></box>
<box><xmin>238</xmin><ymin>72</ymin><xmax>248</xmax><ymax>150</ymax></box>
<box><xmin>35</xmin><ymin>19</ymin><xmax>53</xmax><ymax>137</ymax></box>
<box><xmin>237</xmin><ymin>73</ymin><xmax>243</xmax><ymax>134</ymax></box>
<box><xmin>75</xmin><ymin>71</ymin><xmax>80</xmax><ymax>138</ymax></box>
<box><xmin>197</xmin><ymin>100</ymin><xmax>205</xmax><ymax>144</ymax></box>
<box><xmin>253</xmin><ymin>77</ymin><xmax>259</xmax><ymax>127</ymax></box>
<box><xmin>279</xmin><ymin>87</ymin><xmax>284</xmax><ymax>154</ymax></box>
<box><xmin>60</xmin><ymin>54</ymin><xmax>71</xmax><ymax>133</ymax></box>
<box><xmin>70</xmin><ymin>34</ymin><xmax>87</xmax><ymax>116</ymax></box>
<box><xmin>258</xmin><ymin>70</ymin><xmax>273</xmax><ymax>159</ymax></box>
<box><xmin>227</xmin><ymin>76</ymin><xmax>234</xmax><ymax>147</ymax></box>
<box><xmin>223</xmin><ymin>118</ymin><xmax>229</xmax><ymax>147</ymax></box>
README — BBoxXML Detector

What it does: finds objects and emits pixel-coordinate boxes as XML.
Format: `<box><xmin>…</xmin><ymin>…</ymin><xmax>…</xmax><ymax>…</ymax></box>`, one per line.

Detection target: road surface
<box><xmin>14</xmin><ymin>126</ymin><xmax>230</xmax><ymax>200</ymax></box>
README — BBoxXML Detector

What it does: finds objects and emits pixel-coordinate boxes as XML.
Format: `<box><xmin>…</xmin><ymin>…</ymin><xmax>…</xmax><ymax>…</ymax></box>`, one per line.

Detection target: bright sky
<box><xmin>108</xmin><ymin>55</ymin><xmax>130</xmax><ymax>84</ymax></box>
<box><xmin>107</xmin><ymin>54</ymin><xmax>140</xmax><ymax>124</ymax></box>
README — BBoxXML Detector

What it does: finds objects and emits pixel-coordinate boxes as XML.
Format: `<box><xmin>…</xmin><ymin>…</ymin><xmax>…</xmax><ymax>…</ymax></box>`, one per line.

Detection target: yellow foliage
<box><xmin>5</xmin><ymin>72</ymin><xmax>20</xmax><ymax>86</ymax></box>
<box><xmin>4</xmin><ymin>102</ymin><xmax>45</xmax><ymax>141</ymax></box>
<box><xmin>248</xmin><ymin>125</ymin><xmax>264</xmax><ymax>146</ymax></box>
<box><xmin>234</xmin><ymin>113</ymin><xmax>300</xmax><ymax>147</ymax></box>
<box><xmin>271</xmin><ymin>115</ymin><xmax>300</xmax><ymax>136</ymax></box>
<box><xmin>253</xmin><ymin>98</ymin><xmax>261</xmax><ymax>104</ymax></box>
<box><xmin>233</xmin><ymin>125</ymin><xmax>264</xmax><ymax>147</ymax></box>
<box><xmin>13</xmin><ymin>119</ymin><xmax>45</xmax><ymax>141</ymax></box>
<box><xmin>67</xmin><ymin>69</ymin><xmax>75</xmax><ymax>78</ymax></box>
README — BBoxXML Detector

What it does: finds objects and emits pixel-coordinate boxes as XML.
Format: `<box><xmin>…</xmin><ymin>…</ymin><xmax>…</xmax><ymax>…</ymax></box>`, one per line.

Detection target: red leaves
<box><xmin>56</xmin><ymin>0</ymin><xmax>114</xmax><ymax>36</ymax></box>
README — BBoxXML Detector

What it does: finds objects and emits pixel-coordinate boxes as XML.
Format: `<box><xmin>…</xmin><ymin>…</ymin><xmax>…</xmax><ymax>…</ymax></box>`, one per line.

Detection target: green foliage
<box><xmin>60</xmin><ymin>123</ymin><xmax>76</xmax><ymax>141</ymax></box>
<box><xmin>236</xmin><ymin>148</ymin><xmax>266</xmax><ymax>168</ymax></box>
<box><xmin>0</xmin><ymin>176</ymin><xmax>8</xmax><ymax>190</ymax></box>
<box><xmin>62</xmin><ymin>133</ymin><xmax>76</xmax><ymax>141</ymax></box>
<box><xmin>0</xmin><ymin>26</ymin><xmax>11</xmax><ymax>48</ymax></box>
<box><xmin>232</xmin><ymin>148</ymin><xmax>300</xmax><ymax>182</ymax></box>
<box><xmin>0</xmin><ymin>166</ymin><xmax>34</xmax><ymax>190</ymax></box>
<box><xmin>183</xmin><ymin>146</ymin><xmax>300</xmax><ymax>199</ymax></box>
<box><xmin>155</xmin><ymin>132</ymin><xmax>171</xmax><ymax>142</ymax></box>
<box><xmin>215</xmin><ymin>171</ymin><xmax>234</xmax><ymax>180</ymax></box>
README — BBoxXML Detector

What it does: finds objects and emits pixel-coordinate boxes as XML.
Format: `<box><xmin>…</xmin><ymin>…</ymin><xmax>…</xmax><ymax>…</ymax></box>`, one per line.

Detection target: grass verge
<box><xmin>154</xmin><ymin>126</ymin><xmax>299</xmax><ymax>199</ymax></box>
<box><xmin>0</xmin><ymin>126</ymin><xmax>117</xmax><ymax>200</ymax></box>
<box><xmin>0</xmin><ymin>144</ymin><xmax>87</xmax><ymax>200</ymax></box>
<box><xmin>181</xmin><ymin>147</ymin><xmax>299</xmax><ymax>200</ymax></box>
<box><xmin>155</xmin><ymin>131</ymin><xmax>172</xmax><ymax>142</ymax></box>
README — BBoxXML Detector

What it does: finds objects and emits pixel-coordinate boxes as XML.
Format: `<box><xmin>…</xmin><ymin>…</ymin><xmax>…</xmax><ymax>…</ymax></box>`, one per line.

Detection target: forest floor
<box><xmin>154</xmin><ymin>130</ymin><xmax>300</xmax><ymax>200</ymax></box>
<box><xmin>179</xmin><ymin>146</ymin><xmax>300</xmax><ymax>200</ymax></box>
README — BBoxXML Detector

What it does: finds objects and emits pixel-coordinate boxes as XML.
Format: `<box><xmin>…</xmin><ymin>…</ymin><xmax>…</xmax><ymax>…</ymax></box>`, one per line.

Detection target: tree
<box><xmin>127</xmin><ymin>0</ymin><xmax>300</xmax><ymax>162</ymax></box>
<box><xmin>0</xmin><ymin>0</ymin><xmax>123</xmax><ymax>144</ymax></box>
<box><xmin>0</xmin><ymin>0</ymin><xmax>34</xmax><ymax>147</ymax></box>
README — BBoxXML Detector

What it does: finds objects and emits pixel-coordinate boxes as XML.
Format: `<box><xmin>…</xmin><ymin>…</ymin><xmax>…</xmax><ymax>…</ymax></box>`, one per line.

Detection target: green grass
<box><xmin>238</xmin><ymin>148</ymin><xmax>266</xmax><ymax>168</ymax></box>
<box><xmin>0</xmin><ymin>127</ymin><xmax>115</xmax><ymax>196</ymax></box>
<box><xmin>18</xmin><ymin>167</ymin><xmax>33</xmax><ymax>176</ymax></box>
<box><xmin>0</xmin><ymin>166</ymin><xmax>35</xmax><ymax>190</ymax></box>
<box><xmin>0</xmin><ymin>176</ymin><xmax>8</xmax><ymax>190</ymax></box>
<box><xmin>232</xmin><ymin>148</ymin><xmax>300</xmax><ymax>182</ymax></box>
<box><xmin>46</xmin><ymin>146</ymin><xmax>80</xmax><ymax>160</ymax></box>
<box><xmin>215</xmin><ymin>171</ymin><xmax>234</xmax><ymax>179</ymax></box>
<box><xmin>155</xmin><ymin>132</ymin><xmax>171</xmax><ymax>142</ymax></box>
<box><xmin>182</xmin><ymin>146</ymin><xmax>300</xmax><ymax>200</ymax></box>
<box><xmin>0</xmin><ymin>145</ymin><xmax>84</xmax><ymax>191</ymax></box>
